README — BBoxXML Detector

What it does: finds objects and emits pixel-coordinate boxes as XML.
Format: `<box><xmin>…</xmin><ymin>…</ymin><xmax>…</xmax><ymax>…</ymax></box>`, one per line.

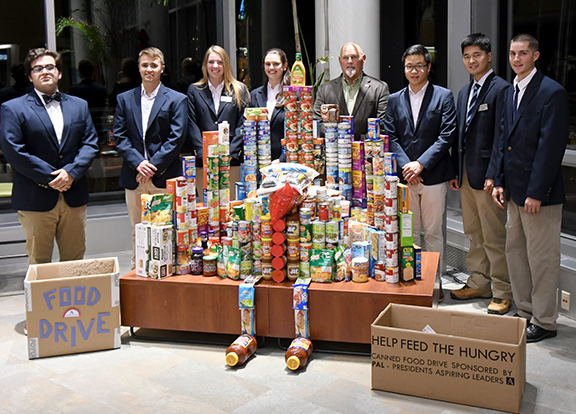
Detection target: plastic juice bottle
<box><xmin>225</xmin><ymin>334</ymin><xmax>257</xmax><ymax>367</ymax></box>
<box><xmin>284</xmin><ymin>337</ymin><xmax>313</xmax><ymax>370</ymax></box>
<box><xmin>291</xmin><ymin>53</ymin><xmax>306</xmax><ymax>86</ymax></box>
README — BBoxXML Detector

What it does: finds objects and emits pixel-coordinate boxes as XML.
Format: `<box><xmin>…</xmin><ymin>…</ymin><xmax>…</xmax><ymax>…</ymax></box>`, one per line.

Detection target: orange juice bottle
<box><xmin>225</xmin><ymin>334</ymin><xmax>257</xmax><ymax>366</ymax></box>
<box><xmin>291</xmin><ymin>53</ymin><xmax>306</xmax><ymax>86</ymax></box>
<box><xmin>284</xmin><ymin>337</ymin><xmax>313</xmax><ymax>370</ymax></box>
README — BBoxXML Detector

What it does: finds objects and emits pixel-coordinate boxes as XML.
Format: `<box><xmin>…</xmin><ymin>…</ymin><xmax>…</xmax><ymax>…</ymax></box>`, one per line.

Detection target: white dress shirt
<box><xmin>467</xmin><ymin>69</ymin><xmax>493</xmax><ymax>109</ymax></box>
<box><xmin>513</xmin><ymin>67</ymin><xmax>537</xmax><ymax>109</ymax></box>
<box><xmin>409</xmin><ymin>81</ymin><xmax>429</xmax><ymax>126</ymax></box>
<box><xmin>209</xmin><ymin>80</ymin><xmax>224</xmax><ymax>113</ymax></box>
<box><xmin>36</xmin><ymin>88</ymin><xmax>63</xmax><ymax>144</ymax></box>
<box><xmin>141</xmin><ymin>83</ymin><xmax>161</xmax><ymax>159</ymax></box>
<box><xmin>266</xmin><ymin>82</ymin><xmax>281</xmax><ymax>119</ymax></box>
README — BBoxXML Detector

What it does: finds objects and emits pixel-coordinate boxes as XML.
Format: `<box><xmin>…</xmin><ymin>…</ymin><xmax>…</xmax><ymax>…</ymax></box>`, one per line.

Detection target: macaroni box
<box><xmin>24</xmin><ymin>257</ymin><xmax>121</xmax><ymax>359</ymax></box>
<box><xmin>371</xmin><ymin>304</ymin><xmax>526</xmax><ymax>413</ymax></box>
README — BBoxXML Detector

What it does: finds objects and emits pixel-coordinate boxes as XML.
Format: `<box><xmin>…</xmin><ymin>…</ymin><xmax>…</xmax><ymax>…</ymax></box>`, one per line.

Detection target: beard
<box><xmin>345</xmin><ymin>67</ymin><xmax>357</xmax><ymax>78</ymax></box>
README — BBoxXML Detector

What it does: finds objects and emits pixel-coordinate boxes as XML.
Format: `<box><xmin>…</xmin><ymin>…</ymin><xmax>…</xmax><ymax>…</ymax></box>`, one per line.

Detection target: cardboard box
<box><xmin>24</xmin><ymin>258</ymin><xmax>121</xmax><ymax>359</ymax></box>
<box><xmin>371</xmin><ymin>304</ymin><xmax>526</xmax><ymax>413</ymax></box>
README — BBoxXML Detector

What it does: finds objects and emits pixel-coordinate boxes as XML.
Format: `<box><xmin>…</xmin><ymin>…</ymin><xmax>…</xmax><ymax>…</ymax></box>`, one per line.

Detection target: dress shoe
<box><xmin>526</xmin><ymin>323</ymin><xmax>557</xmax><ymax>343</ymax></box>
<box><xmin>450</xmin><ymin>285</ymin><xmax>492</xmax><ymax>300</ymax></box>
<box><xmin>487</xmin><ymin>298</ymin><xmax>511</xmax><ymax>315</ymax></box>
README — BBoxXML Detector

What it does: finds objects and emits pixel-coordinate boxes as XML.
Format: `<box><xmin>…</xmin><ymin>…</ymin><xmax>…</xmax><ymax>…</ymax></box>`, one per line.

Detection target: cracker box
<box><xmin>371</xmin><ymin>304</ymin><xmax>526</xmax><ymax>413</ymax></box>
<box><xmin>24</xmin><ymin>257</ymin><xmax>121</xmax><ymax>359</ymax></box>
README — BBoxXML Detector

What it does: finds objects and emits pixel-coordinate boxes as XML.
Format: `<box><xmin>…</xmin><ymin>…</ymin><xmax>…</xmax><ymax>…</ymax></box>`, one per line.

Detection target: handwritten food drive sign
<box><xmin>25</xmin><ymin>258</ymin><xmax>121</xmax><ymax>359</ymax></box>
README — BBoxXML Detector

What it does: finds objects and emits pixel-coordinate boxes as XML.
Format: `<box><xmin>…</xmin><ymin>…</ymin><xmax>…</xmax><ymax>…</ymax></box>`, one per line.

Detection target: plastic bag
<box><xmin>257</xmin><ymin>171</ymin><xmax>312</xmax><ymax>195</ymax></box>
<box><xmin>269</xmin><ymin>183</ymin><xmax>300</xmax><ymax>223</ymax></box>
<box><xmin>260</xmin><ymin>162</ymin><xmax>319</xmax><ymax>180</ymax></box>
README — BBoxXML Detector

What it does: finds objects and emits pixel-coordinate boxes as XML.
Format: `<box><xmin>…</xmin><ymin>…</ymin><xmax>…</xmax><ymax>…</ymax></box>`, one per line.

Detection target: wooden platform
<box><xmin>120</xmin><ymin>252</ymin><xmax>439</xmax><ymax>344</ymax></box>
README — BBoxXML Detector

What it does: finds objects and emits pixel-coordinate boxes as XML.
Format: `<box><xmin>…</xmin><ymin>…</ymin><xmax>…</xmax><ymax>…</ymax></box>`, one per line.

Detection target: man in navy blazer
<box><xmin>114</xmin><ymin>47</ymin><xmax>187</xmax><ymax>266</ymax></box>
<box><xmin>0</xmin><ymin>48</ymin><xmax>98</xmax><ymax>264</ymax></box>
<box><xmin>492</xmin><ymin>34</ymin><xmax>569</xmax><ymax>342</ymax></box>
<box><xmin>385</xmin><ymin>44</ymin><xmax>457</xmax><ymax>285</ymax></box>
<box><xmin>448</xmin><ymin>33</ymin><xmax>512</xmax><ymax>315</ymax></box>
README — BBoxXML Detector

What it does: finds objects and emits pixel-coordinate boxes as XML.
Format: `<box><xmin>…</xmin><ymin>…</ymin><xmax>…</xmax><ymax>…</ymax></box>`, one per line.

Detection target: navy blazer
<box><xmin>313</xmin><ymin>73</ymin><xmax>389</xmax><ymax>141</ymax></box>
<box><xmin>249</xmin><ymin>85</ymin><xmax>284</xmax><ymax>161</ymax></box>
<box><xmin>493</xmin><ymin>71</ymin><xmax>569</xmax><ymax>206</ymax></box>
<box><xmin>113</xmin><ymin>84</ymin><xmax>187</xmax><ymax>190</ymax></box>
<box><xmin>385</xmin><ymin>83</ymin><xmax>457</xmax><ymax>185</ymax></box>
<box><xmin>0</xmin><ymin>91</ymin><xmax>98</xmax><ymax>211</ymax></box>
<box><xmin>453</xmin><ymin>72</ymin><xmax>509</xmax><ymax>189</ymax></box>
<box><xmin>187</xmin><ymin>82</ymin><xmax>248</xmax><ymax>165</ymax></box>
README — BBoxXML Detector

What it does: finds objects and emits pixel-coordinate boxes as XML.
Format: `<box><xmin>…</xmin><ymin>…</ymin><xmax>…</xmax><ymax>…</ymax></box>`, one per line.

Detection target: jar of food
<box><xmin>190</xmin><ymin>247</ymin><xmax>204</xmax><ymax>275</ymax></box>
<box><xmin>203</xmin><ymin>254</ymin><xmax>217</xmax><ymax>276</ymax></box>
<box><xmin>285</xmin><ymin>337</ymin><xmax>313</xmax><ymax>370</ymax></box>
<box><xmin>225</xmin><ymin>334</ymin><xmax>257</xmax><ymax>366</ymax></box>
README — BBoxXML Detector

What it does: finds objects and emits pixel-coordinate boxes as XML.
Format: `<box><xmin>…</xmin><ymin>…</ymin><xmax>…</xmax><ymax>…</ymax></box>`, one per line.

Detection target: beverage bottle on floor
<box><xmin>225</xmin><ymin>334</ymin><xmax>257</xmax><ymax>366</ymax></box>
<box><xmin>284</xmin><ymin>337</ymin><xmax>313</xmax><ymax>370</ymax></box>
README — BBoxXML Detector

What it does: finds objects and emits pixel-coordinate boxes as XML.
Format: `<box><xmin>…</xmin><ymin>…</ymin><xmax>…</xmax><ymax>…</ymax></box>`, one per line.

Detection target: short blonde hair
<box><xmin>139</xmin><ymin>47</ymin><xmax>165</xmax><ymax>65</ymax></box>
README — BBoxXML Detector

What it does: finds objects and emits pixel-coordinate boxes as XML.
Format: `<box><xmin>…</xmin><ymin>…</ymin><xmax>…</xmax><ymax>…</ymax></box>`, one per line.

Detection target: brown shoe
<box><xmin>487</xmin><ymin>298</ymin><xmax>512</xmax><ymax>315</ymax></box>
<box><xmin>450</xmin><ymin>285</ymin><xmax>492</xmax><ymax>300</ymax></box>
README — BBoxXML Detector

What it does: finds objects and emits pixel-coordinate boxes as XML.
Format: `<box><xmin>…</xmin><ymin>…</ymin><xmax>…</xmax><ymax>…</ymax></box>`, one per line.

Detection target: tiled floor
<box><xmin>1</xmin><ymin>255</ymin><xmax>576</xmax><ymax>413</ymax></box>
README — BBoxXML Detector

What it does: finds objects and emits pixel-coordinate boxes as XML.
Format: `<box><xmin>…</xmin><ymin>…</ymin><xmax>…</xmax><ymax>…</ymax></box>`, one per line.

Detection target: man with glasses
<box><xmin>313</xmin><ymin>42</ymin><xmax>389</xmax><ymax>141</ymax></box>
<box><xmin>0</xmin><ymin>48</ymin><xmax>98</xmax><ymax>264</ymax></box>
<box><xmin>448</xmin><ymin>33</ymin><xmax>512</xmax><ymax>315</ymax></box>
<box><xmin>492</xmin><ymin>34</ymin><xmax>569</xmax><ymax>342</ymax></box>
<box><xmin>114</xmin><ymin>47</ymin><xmax>187</xmax><ymax>268</ymax></box>
<box><xmin>385</xmin><ymin>44</ymin><xmax>457</xmax><ymax>296</ymax></box>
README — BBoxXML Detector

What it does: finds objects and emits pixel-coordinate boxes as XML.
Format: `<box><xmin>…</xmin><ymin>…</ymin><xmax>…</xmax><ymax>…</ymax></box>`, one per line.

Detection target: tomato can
<box><xmin>374</xmin><ymin>261</ymin><xmax>386</xmax><ymax>281</ymax></box>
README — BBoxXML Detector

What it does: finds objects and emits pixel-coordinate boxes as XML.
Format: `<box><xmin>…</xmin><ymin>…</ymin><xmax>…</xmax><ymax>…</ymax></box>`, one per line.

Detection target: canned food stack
<box><xmin>182</xmin><ymin>156</ymin><xmax>199</xmax><ymax>246</ymax></box>
<box><xmin>299</xmin><ymin>87</ymin><xmax>314</xmax><ymax>168</ymax></box>
<box><xmin>261</xmin><ymin>213</ymin><xmax>273</xmax><ymax>280</ymax></box>
<box><xmin>256</xmin><ymin>115</ymin><xmax>272</xmax><ymax>174</ymax></box>
<box><xmin>372</xmin><ymin>140</ymin><xmax>385</xmax><ymax>227</ymax></box>
<box><xmin>206</xmin><ymin>144</ymin><xmax>220</xmax><ymax>237</ymax></box>
<box><xmin>167</xmin><ymin>176</ymin><xmax>191</xmax><ymax>275</ymax></box>
<box><xmin>337</xmin><ymin>122</ymin><xmax>353</xmax><ymax>199</ymax></box>
<box><xmin>285</xmin><ymin>214</ymin><xmax>300</xmax><ymax>281</ymax></box>
<box><xmin>313</xmin><ymin>137</ymin><xmax>325</xmax><ymax>184</ymax></box>
<box><xmin>271</xmin><ymin>218</ymin><xmax>288</xmax><ymax>282</ymax></box>
<box><xmin>237</xmin><ymin>220</ymin><xmax>252</xmax><ymax>280</ymax></box>
<box><xmin>242</xmin><ymin>117</ymin><xmax>259</xmax><ymax>195</ymax></box>
<box><xmin>298</xmin><ymin>207</ymin><xmax>313</xmax><ymax>277</ymax></box>
<box><xmin>383</xmin><ymin>152</ymin><xmax>400</xmax><ymax>283</ymax></box>
<box><xmin>283</xmin><ymin>86</ymin><xmax>299</xmax><ymax>163</ymax></box>
<box><xmin>325</xmin><ymin>123</ymin><xmax>338</xmax><ymax>189</ymax></box>
<box><xmin>351</xmin><ymin>141</ymin><xmax>367</xmax><ymax>208</ymax></box>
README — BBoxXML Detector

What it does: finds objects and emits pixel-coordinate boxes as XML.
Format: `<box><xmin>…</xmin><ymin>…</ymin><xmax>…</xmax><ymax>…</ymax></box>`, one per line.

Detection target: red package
<box><xmin>269</xmin><ymin>183</ymin><xmax>300</xmax><ymax>223</ymax></box>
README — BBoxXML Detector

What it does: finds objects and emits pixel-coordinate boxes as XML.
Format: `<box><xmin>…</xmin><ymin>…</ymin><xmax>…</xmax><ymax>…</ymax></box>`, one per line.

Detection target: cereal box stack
<box><xmin>351</xmin><ymin>140</ymin><xmax>367</xmax><ymax>208</ymax></box>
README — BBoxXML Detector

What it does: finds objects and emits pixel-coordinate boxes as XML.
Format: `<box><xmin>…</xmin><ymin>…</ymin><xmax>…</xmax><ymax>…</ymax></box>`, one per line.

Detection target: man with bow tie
<box><xmin>0</xmin><ymin>48</ymin><xmax>98</xmax><ymax>264</ymax></box>
<box><xmin>113</xmin><ymin>47</ymin><xmax>187</xmax><ymax>268</ymax></box>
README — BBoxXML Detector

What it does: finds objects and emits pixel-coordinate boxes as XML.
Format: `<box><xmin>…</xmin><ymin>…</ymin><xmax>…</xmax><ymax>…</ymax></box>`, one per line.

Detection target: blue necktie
<box><xmin>512</xmin><ymin>85</ymin><xmax>519</xmax><ymax>121</ymax></box>
<box><xmin>465</xmin><ymin>83</ymin><xmax>480</xmax><ymax>131</ymax></box>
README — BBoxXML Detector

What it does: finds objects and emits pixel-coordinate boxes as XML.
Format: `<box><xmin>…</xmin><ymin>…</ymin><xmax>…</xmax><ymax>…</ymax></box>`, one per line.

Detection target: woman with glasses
<box><xmin>249</xmin><ymin>48</ymin><xmax>290</xmax><ymax>162</ymax></box>
<box><xmin>187</xmin><ymin>45</ymin><xmax>249</xmax><ymax>178</ymax></box>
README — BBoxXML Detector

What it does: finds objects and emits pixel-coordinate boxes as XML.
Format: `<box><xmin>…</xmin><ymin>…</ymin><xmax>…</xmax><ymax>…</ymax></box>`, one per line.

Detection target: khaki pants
<box><xmin>460</xmin><ymin>168</ymin><xmax>511</xmax><ymax>299</ymax></box>
<box><xmin>506</xmin><ymin>200</ymin><xmax>562</xmax><ymax>330</ymax></box>
<box><xmin>18</xmin><ymin>193</ymin><xmax>87</xmax><ymax>264</ymax></box>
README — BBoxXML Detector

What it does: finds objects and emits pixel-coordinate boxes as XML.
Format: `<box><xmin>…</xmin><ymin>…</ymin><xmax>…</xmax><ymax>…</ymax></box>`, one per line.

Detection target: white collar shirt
<box><xmin>409</xmin><ymin>81</ymin><xmax>429</xmax><ymax>126</ymax></box>
<box><xmin>35</xmin><ymin>88</ymin><xmax>64</xmax><ymax>144</ymax></box>
<box><xmin>209</xmin><ymin>80</ymin><xmax>224</xmax><ymax>113</ymax></box>
<box><xmin>513</xmin><ymin>67</ymin><xmax>537</xmax><ymax>109</ymax></box>
<box><xmin>141</xmin><ymin>83</ymin><xmax>161</xmax><ymax>159</ymax></box>
<box><xmin>266</xmin><ymin>82</ymin><xmax>281</xmax><ymax>119</ymax></box>
<box><xmin>467</xmin><ymin>69</ymin><xmax>493</xmax><ymax>109</ymax></box>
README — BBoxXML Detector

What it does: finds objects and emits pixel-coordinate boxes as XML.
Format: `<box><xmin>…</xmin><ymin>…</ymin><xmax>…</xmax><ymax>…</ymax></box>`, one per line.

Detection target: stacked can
<box><xmin>351</xmin><ymin>141</ymin><xmax>366</xmax><ymax>208</ymax></box>
<box><xmin>219</xmin><ymin>123</ymin><xmax>231</xmax><ymax>234</ymax></box>
<box><xmin>261</xmin><ymin>214</ymin><xmax>273</xmax><ymax>280</ymax></box>
<box><xmin>182</xmin><ymin>155</ymin><xmax>199</xmax><ymax>246</ymax></box>
<box><xmin>242</xmin><ymin>116</ymin><xmax>259</xmax><ymax>194</ymax></box>
<box><xmin>325</xmin><ymin>123</ymin><xmax>338</xmax><ymax>189</ymax></box>
<box><xmin>237</xmin><ymin>220</ymin><xmax>252</xmax><ymax>280</ymax></box>
<box><xmin>257</xmin><ymin>114</ymin><xmax>272</xmax><ymax>173</ymax></box>
<box><xmin>372</xmin><ymin>137</ymin><xmax>385</xmax><ymax>230</ymax></box>
<box><xmin>271</xmin><ymin>218</ymin><xmax>288</xmax><ymax>282</ymax></box>
<box><xmin>166</xmin><ymin>176</ymin><xmax>190</xmax><ymax>275</ymax></box>
<box><xmin>206</xmin><ymin>143</ymin><xmax>220</xmax><ymax>237</ymax></box>
<box><xmin>351</xmin><ymin>241</ymin><xmax>370</xmax><ymax>282</ymax></box>
<box><xmin>299</xmin><ymin>86</ymin><xmax>314</xmax><ymax>168</ymax></box>
<box><xmin>285</xmin><ymin>214</ymin><xmax>300</xmax><ymax>281</ymax></box>
<box><xmin>283</xmin><ymin>86</ymin><xmax>299</xmax><ymax>163</ymax></box>
<box><xmin>337</xmin><ymin>122</ymin><xmax>353</xmax><ymax>199</ymax></box>
<box><xmin>313</xmin><ymin>137</ymin><xmax>325</xmax><ymax>185</ymax></box>
<box><xmin>246</xmin><ymin>198</ymin><xmax>263</xmax><ymax>275</ymax></box>
<box><xmin>383</xmin><ymin>152</ymin><xmax>400</xmax><ymax>283</ymax></box>
<box><xmin>299</xmin><ymin>207</ymin><xmax>313</xmax><ymax>277</ymax></box>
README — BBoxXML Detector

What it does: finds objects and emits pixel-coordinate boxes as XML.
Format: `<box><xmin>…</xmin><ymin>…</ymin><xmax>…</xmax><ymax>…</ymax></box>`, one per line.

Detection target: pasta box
<box><xmin>24</xmin><ymin>257</ymin><xmax>121</xmax><ymax>359</ymax></box>
<box><xmin>371</xmin><ymin>303</ymin><xmax>526</xmax><ymax>413</ymax></box>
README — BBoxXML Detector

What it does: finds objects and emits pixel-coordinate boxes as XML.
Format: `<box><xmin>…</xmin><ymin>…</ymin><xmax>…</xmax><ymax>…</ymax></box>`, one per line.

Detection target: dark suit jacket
<box><xmin>187</xmin><ymin>82</ymin><xmax>249</xmax><ymax>165</ymax></box>
<box><xmin>493</xmin><ymin>71</ymin><xmax>569</xmax><ymax>206</ymax></box>
<box><xmin>113</xmin><ymin>84</ymin><xmax>187</xmax><ymax>190</ymax></box>
<box><xmin>250</xmin><ymin>85</ymin><xmax>284</xmax><ymax>161</ymax></box>
<box><xmin>313</xmin><ymin>73</ymin><xmax>389</xmax><ymax>141</ymax></box>
<box><xmin>452</xmin><ymin>72</ymin><xmax>509</xmax><ymax>189</ymax></box>
<box><xmin>0</xmin><ymin>91</ymin><xmax>98</xmax><ymax>211</ymax></box>
<box><xmin>385</xmin><ymin>83</ymin><xmax>457</xmax><ymax>185</ymax></box>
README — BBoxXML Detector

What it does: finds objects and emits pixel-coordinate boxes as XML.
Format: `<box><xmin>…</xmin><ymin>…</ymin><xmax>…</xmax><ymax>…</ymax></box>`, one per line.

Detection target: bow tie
<box><xmin>42</xmin><ymin>92</ymin><xmax>61</xmax><ymax>104</ymax></box>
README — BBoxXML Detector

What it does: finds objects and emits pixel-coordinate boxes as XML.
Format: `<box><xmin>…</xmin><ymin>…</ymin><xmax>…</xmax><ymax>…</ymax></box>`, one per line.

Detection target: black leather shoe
<box><xmin>526</xmin><ymin>323</ymin><xmax>557</xmax><ymax>343</ymax></box>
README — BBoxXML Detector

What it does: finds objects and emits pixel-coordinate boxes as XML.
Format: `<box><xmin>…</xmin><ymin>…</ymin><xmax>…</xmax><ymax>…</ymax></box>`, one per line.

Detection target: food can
<box><xmin>299</xmin><ymin>223</ymin><xmax>312</xmax><ymax>243</ymax></box>
<box><xmin>351</xmin><ymin>257</ymin><xmax>369</xmax><ymax>282</ymax></box>
<box><xmin>386</xmin><ymin>248</ymin><xmax>398</xmax><ymax>267</ymax></box>
<box><xmin>252</xmin><ymin>202</ymin><xmax>264</xmax><ymax>222</ymax></box>
<box><xmin>262</xmin><ymin>260</ymin><xmax>273</xmax><ymax>280</ymax></box>
<box><xmin>386</xmin><ymin>266</ymin><xmax>400</xmax><ymax>284</ymax></box>
<box><xmin>311</xmin><ymin>220</ymin><xmax>326</xmax><ymax>243</ymax></box>
<box><xmin>238</xmin><ymin>220</ymin><xmax>252</xmax><ymax>243</ymax></box>
<box><xmin>385</xmin><ymin>232</ymin><xmax>399</xmax><ymax>250</ymax></box>
<box><xmin>299</xmin><ymin>243</ymin><xmax>312</xmax><ymax>262</ymax></box>
<box><xmin>374</xmin><ymin>261</ymin><xmax>386</xmax><ymax>281</ymax></box>
<box><xmin>331</xmin><ymin>202</ymin><xmax>342</xmax><ymax>221</ymax></box>
<box><xmin>325</xmin><ymin>221</ymin><xmax>340</xmax><ymax>244</ymax></box>
<box><xmin>374</xmin><ymin>212</ymin><xmax>385</xmax><ymax>231</ymax></box>
<box><xmin>299</xmin><ymin>261</ymin><xmax>310</xmax><ymax>277</ymax></box>
<box><xmin>385</xmin><ymin>215</ymin><xmax>399</xmax><ymax>233</ymax></box>
<box><xmin>300</xmin><ymin>201</ymin><xmax>316</xmax><ymax>219</ymax></box>
<box><xmin>244</xmin><ymin>198</ymin><xmax>257</xmax><ymax>221</ymax></box>
<box><xmin>287</xmin><ymin>238</ymin><xmax>300</xmax><ymax>260</ymax></box>
<box><xmin>252</xmin><ymin>240</ymin><xmax>262</xmax><ymax>260</ymax></box>
<box><xmin>240</xmin><ymin>260</ymin><xmax>252</xmax><ymax>280</ymax></box>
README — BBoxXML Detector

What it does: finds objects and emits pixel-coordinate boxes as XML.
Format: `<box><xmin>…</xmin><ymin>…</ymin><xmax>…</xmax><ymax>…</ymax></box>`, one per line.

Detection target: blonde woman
<box><xmin>187</xmin><ymin>45</ymin><xmax>249</xmax><ymax>168</ymax></box>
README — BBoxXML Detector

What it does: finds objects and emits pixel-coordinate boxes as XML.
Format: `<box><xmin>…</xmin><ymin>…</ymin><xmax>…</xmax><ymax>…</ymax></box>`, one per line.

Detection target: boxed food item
<box><xmin>24</xmin><ymin>257</ymin><xmax>121</xmax><ymax>359</ymax></box>
<box><xmin>148</xmin><ymin>225</ymin><xmax>174</xmax><ymax>279</ymax></box>
<box><xmin>371</xmin><ymin>304</ymin><xmax>526</xmax><ymax>413</ymax></box>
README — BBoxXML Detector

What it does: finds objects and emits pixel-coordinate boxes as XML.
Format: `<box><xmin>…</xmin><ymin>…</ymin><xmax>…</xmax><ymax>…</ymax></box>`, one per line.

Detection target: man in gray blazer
<box><xmin>313</xmin><ymin>42</ymin><xmax>389</xmax><ymax>140</ymax></box>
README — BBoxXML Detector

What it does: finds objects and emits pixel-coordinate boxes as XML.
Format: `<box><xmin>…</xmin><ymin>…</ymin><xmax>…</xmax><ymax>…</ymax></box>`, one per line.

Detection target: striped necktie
<box><xmin>465</xmin><ymin>83</ymin><xmax>480</xmax><ymax>131</ymax></box>
<box><xmin>512</xmin><ymin>85</ymin><xmax>520</xmax><ymax>121</ymax></box>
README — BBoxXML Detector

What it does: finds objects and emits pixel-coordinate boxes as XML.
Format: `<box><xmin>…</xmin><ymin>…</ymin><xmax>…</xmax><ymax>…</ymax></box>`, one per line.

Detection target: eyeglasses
<box><xmin>404</xmin><ymin>64</ymin><xmax>428</xmax><ymax>72</ymax></box>
<box><xmin>31</xmin><ymin>64</ymin><xmax>57</xmax><ymax>73</ymax></box>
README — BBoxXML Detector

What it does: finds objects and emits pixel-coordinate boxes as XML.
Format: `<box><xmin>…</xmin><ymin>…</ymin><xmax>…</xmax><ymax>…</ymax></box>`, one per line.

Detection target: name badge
<box><xmin>478</xmin><ymin>103</ymin><xmax>488</xmax><ymax>112</ymax></box>
<box><xmin>221</xmin><ymin>96</ymin><xmax>233</xmax><ymax>103</ymax></box>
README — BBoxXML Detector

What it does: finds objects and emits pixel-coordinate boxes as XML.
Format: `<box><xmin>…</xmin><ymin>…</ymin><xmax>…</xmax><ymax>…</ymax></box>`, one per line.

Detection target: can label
<box><xmin>386</xmin><ymin>266</ymin><xmax>400</xmax><ymax>283</ymax></box>
<box><xmin>262</xmin><ymin>238</ymin><xmax>273</xmax><ymax>259</ymax></box>
<box><xmin>374</xmin><ymin>261</ymin><xmax>386</xmax><ymax>281</ymax></box>
<box><xmin>287</xmin><ymin>239</ymin><xmax>300</xmax><ymax>260</ymax></box>
<box><xmin>311</xmin><ymin>221</ymin><xmax>326</xmax><ymax>243</ymax></box>
<box><xmin>317</xmin><ymin>203</ymin><xmax>330</xmax><ymax>221</ymax></box>
<box><xmin>325</xmin><ymin>221</ymin><xmax>340</xmax><ymax>243</ymax></box>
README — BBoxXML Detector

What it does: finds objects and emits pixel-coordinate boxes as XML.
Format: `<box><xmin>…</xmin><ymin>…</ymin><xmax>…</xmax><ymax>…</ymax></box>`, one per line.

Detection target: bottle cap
<box><xmin>286</xmin><ymin>355</ymin><xmax>301</xmax><ymax>370</ymax></box>
<box><xmin>226</xmin><ymin>352</ymin><xmax>239</xmax><ymax>366</ymax></box>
